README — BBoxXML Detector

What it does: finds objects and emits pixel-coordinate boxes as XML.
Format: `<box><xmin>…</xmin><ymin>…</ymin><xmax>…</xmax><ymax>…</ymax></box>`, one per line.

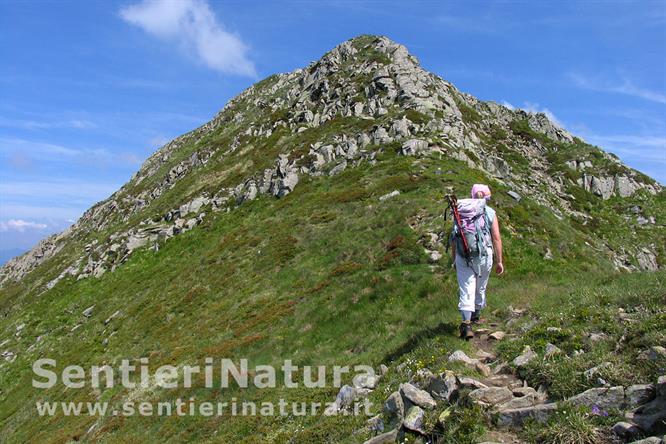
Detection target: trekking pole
<box><xmin>445</xmin><ymin>194</ymin><xmax>471</xmax><ymax>260</ymax></box>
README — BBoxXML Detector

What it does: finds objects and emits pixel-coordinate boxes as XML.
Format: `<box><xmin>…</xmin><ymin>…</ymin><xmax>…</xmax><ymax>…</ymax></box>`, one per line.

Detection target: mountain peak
<box><xmin>326</xmin><ymin>34</ymin><xmax>418</xmax><ymax>65</ymax></box>
<box><xmin>0</xmin><ymin>34</ymin><xmax>662</xmax><ymax>288</ymax></box>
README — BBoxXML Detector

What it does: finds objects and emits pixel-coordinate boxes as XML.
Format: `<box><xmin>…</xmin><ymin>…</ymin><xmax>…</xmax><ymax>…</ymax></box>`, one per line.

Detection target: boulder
<box><xmin>400</xmin><ymin>382</ymin><xmax>437</xmax><ymax>410</ymax></box>
<box><xmin>334</xmin><ymin>385</ymin><xmax>357</xmax><ymax>410</ymax></box>
<box><xmin>567</xmin><ymin>386</ymin><xmax>625</xmax><ymax>410</ymax></box>
<box><xmin>612</xmin><ymin>421</ymin><xmax>643</xmax><ymax>441</ymax></box>
<box><xmin>366</xmin><ymin>415</ymin><xmax>384</xmax><ymax>433</ymax></box>
<box><xmin>403</xmin><ymin>406</ymin><xmax>426</xmax><ymax>433</ymax></box>
<box><xmin>468</xmin><ymin>386</ymin><xmax>514</xmax><ymax>406</ymax></box>
<box><xmin>497</xmin><ymin>403</ymin><xmax>557</xmax><ymax>427</ymax></box>
<box><xmin>640</xmin><ymin>346</ymin><xmax>666</xmax><ymax>361</ymax></box>
<box><xmin>512</xmin><ymin>387</ymin><xmax>538</xmax><ymax>398</ymax></box>
<box><xmin>489</xmin><ymin>331</ymin><xmax>506</xmax><ymax>341</ymax></box>
<box><xmin>448</xmin><ymin>350</ymin><xmax>479</xmax><ymax>366</ymax></box>
<box><xmin>383</xmin><ymin>391</ymin><xmax>404</xmax><ymax>427</ymax></box>
<box><xmin>428</xmin><ymin>371</ymin><xmax>458</xmax><ymax>402</ymax></box>
<box><xmin>631</xmin><ymin>388</ymin><xmax>666</xmax><ymax>435</ymax></box>
<box><xmin>476</xmin><ymin>362</ymin><xmax>492</xmax><ymax>377</ymax></box>
<box><xmin>628</xmin><ymin>438</ymin><xmax>663</xmax><ymax>444</ymax></box>
<box><xmin>363</xmin><ymin>429</ymin><xmax>398</xmax><ymax>444</ymax></box>
<box><xmin>626</xmin><ymin>384</ymin><xmax>656</xmax><ymax>408</ymax></box>
<box><xmin>512</xmin><ymin>346</ymin><xmax>537</xmax><ymax>367</ymax></box>
<box><xmin>399</xmin><ymin>139</ymin><xmax>428</xmax><ymax>156</ymax></box>
<box><xmin>457</xmin><ymin>376</ymin><xmax>488</xmax><ymax>390</ymax></box>
<box><xmin>497</xmin><ymin>395</ymin><xmax>536</xmax><ymax>410</ymax></box>
<box><xmin>353</xmin><ymin>374</ymin><xmax>379</xmax><ymax>390</ymax></box>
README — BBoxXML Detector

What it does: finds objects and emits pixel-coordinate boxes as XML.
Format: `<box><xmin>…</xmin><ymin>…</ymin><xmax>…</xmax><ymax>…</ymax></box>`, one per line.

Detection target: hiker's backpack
<box><xmin>445</xmin><ymin>196</ymin><xmax>493</xmax><ymax>262</ymax></box>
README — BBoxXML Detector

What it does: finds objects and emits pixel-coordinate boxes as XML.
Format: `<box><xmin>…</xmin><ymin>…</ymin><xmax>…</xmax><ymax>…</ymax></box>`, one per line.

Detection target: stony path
<box><xmin>468</xmin><ymin>321</ymin><xmax>527</xmax><ymax>444</ymax></box>
<box><xmin>358</xmin><ymin>307</ymin><xmax>665</xmax><ymax>444</ymax></box>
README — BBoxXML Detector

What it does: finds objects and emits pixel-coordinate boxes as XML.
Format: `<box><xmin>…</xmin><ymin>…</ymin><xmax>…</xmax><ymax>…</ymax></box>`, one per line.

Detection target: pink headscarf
<box><xmin>471</xmin><ymin>184</ymin><xmax>491</xmax><ymax>200</ymax></box>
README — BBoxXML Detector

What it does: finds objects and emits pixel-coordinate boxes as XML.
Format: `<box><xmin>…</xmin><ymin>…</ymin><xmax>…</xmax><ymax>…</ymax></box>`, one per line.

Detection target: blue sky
<box><xmin>1</xmin><ymin>0</ymin><xmax>665</xmax><ymax>259</ymax></box>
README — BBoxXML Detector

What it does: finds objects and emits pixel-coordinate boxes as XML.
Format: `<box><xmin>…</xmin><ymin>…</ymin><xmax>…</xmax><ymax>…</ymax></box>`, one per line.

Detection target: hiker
<box><xmin>448</xmin><ymin>184</ymin><xmax>504</xmax><ymax>340</ymax></box>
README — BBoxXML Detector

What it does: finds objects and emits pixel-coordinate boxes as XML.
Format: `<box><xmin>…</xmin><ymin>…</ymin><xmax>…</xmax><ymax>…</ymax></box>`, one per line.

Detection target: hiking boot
<box><xmin>471</xmin><ymin>311</ymin><xmax>485</xmax><ymax>324</ymax></box>
<box><xmin>459</xmin><ymin>322</ymin><xmax>474</xmax><ymax>340</ymax></box>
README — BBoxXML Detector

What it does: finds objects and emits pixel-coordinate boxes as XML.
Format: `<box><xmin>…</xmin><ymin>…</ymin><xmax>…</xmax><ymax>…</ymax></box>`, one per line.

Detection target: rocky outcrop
<box><xmin>578</xmin><ymin>173</ymin><xmax>659</xmax><ymax>200</ymax></box>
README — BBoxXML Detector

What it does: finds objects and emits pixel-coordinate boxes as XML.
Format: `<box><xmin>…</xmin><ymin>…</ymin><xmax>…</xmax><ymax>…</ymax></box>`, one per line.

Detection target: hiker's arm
<box><xmin>491</xmin><ymin>217</ymin><xmax>504</xmax><ymax>275</ymax></box>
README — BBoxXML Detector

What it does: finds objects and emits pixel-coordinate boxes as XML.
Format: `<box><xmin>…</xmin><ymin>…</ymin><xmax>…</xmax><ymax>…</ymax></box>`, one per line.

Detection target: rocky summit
<box><xmin>0</xmin><ymin>35</ymin><xmax>664</xmax><ymax>443</ymax></box>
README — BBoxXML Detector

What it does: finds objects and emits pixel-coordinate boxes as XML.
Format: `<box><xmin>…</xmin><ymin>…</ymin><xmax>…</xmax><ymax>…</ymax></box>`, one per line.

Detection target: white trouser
<box><xmin>456</xmin><ymin>247</ymin><xmax>493</xmax><ymax>312</ymax></box>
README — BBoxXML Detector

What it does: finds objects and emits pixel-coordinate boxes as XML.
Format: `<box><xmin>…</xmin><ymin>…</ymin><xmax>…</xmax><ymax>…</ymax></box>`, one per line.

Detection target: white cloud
<box><xmin>0</xmin><ymin>219</ymin><xmax>48</xmax><ymax>233</ymax></box>
<box><xmin>120</xmin><ymin>0</ymin><xmax>256</xmax><ymax>76</ymax></box>
<box><xmin>0</xmin><ymin>116</ymin><xmax>97</xmax><ymax>130</ymax></box>
<box><xmin>523</xmin><ymin>102</ymin><xmax>565</xmax><ymax>129</ymax></box>
<box><xmin>501</xmin><ymin>100</ymin><xmax>515</xmax><ymax>110</ymax></box>
<box><xmin>568</xmin><ymin>73</ymin><xmax>666</xmax><ymax>104</ymax></box>
<box><xmin>0</xmin><ymin>179</ymin><xmax>121</xmax><ymax>203</ymax></box>
<box><xmin>0</xmin><ymin>137</ymin><xmax>143</xmax><ymax>168</ymax></box>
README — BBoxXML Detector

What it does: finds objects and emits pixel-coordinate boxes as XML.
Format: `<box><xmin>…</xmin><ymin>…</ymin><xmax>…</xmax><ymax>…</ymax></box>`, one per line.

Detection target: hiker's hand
<box><xmin>495</xmin><ymin>262</ymin><xmax>504</xmax><ymax>275</ymax></box>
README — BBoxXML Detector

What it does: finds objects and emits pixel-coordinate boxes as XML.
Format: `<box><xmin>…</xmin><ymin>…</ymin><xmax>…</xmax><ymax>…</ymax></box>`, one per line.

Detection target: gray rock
<box><xmin>457</xmin><ymin>376</ymin><xmax>488</xmax><ymax>390</ymax></box>
<box><xmin>383</xmin><ymin>391</ymin><xmax>404</xmax><ymax>427</ymax></box>
<box><xmin>544</xmin><ymin>343</ymin><xmax>562</xmax><ymax>359</ymax></box>
<box><xmin>584</xmin><ymin>362</ymin><xmax>612</xmax><ymax>380</ymax></box>
<box><xmin>567</xmin><ymin>386</ymin><xmax>625</xmax><ymax>410</ymax></box>
<box><xmin>612</xmin><ymin>421</ymin><xmax>643</xmax><ymax>440</ymax></box>
<box><xmin>497</xmin><ymin>394</ymin><xmax>536</xmax><ymax>410</ymax></box>
<box><xmin>448</xmin><ymin>350</ymin><xmax>479</xmax><ymax>366</ymax></box>
<box><xmin>657</xmin><ymin>375</ymin><xmax>666</xmax><ymax>398</ymax></box>
<box><xmin>82</xmin><ymin>305</ymin><xmax>95</xmax><ymax>318</ymax></box>
<box><xmin>329</xmin><ymin>161</ymin><xmax>347</xmax><ymax>176</ymax></box>
<box><xmin>335</xmin><ymin>384</ymin><xmax>356</xmax><ymax>410</ymax></box>
<box><xmin>366</xmin><ymin>415</ymin><xmax>384</xmax><ymax>433</ymax></box>
<box><xmin>476</xmin><ymin>362</ymin><xmax>492</xmax><ymax>377</ymax></box>
<box><xmin>353</xmin><ymin>374</ymin><xmax>379</xmax><ymax>390</ymax></box>
<box><xmin>400</xmin><ymin>382</ymin><xmax>437</xmax><ymax>410</ymax></box>
<box><xmin>507</xmin><ymin>191</ymin><xmax>522</xmax><ymax>201</ymax></box>
<box><xmin>641</xmin><ymin>346</ymin><xmax>666</xmax><ymax>361</ymax></box>
<box><xmin>497</xmin><ymin>402</ymin><xmax>557</xmax><ymax>427</ymax></box>
<box><xmin>626</xmin><ymin>384</ymin><xmax>656</xmax><ymax>408</ymax></box>
<box><xmin>636</xmin><ymin>249</ymin><xmax>659</xmax><ymax>272</ymax></box>
<box><xmin>469</xmin><ymin>386</ymin><xmax>514</xmax><ymax>406</ymax></box>
<box><xmin>512</xmin><ymin>346</ymin><xmax>537</xmax><ymax>367</ymax></box>
<box><xmin>399</xmin><ymin>139</ymin><xmax>428</xmax><ymax>156</ymax></box>
<box><xmin>379</xmin><ymin>190</ymin><xmax>400</xmax><ymax>201</ymax></box>
<box><xmin>428</xmin><ymin>371</ymin><xmax>458</xmax><ymax>402</ymax></box>
<box><xmin>512</xmin><ymin>387</ymin><xmax>538</xmax><ymax>398</ymax></box>
<box><xmin>476</xmin><ymin>350</ymin><xmax>496</xmax><ymax>362</ymax></box>
<box><xmin>403</xmin><ymin>405</ymin><xmax>426</xmax><ymax>433</ymax></box>
<box><xmin>483</xmin><ymin>156</ymin><xmax>511</xmax><ymax>178</ymax></box>
<box><xmin>104</xmin><ymin>309</ymin><xmax>121</xmax><ymax>325</ymax></box>
<box><xmin>489</xmin><ymin>331</ymin><xmax>506</xmax><ymax>341</ymax></box>
<box><xmin>628</xmin><ymin>438</ymin><xmax>663</xmax><ymax>444</ymax></box>
<box><xmin>363</xmin><ymin>429</ymin><xmax>398</xmax><ymax>444</ymax></box>
<box><xmin>126</xmin><ymin>234</ymin><xmax>149</xmax><ymax>251</ymax></box>
<box><xmin>631</xmin><ymin>390</ymin><xmax>666</xmax><ymax>435</ymax></box>
<box><xmin>588</xmin><ymin>332</ymin><xmax>607</xmax><ymax>342</ymax></box>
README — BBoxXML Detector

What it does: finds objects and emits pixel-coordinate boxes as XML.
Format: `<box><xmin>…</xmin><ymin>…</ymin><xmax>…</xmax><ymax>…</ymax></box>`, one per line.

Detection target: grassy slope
<box><xmin>1</xmin><ymin>143</ymin><xmax>664</xmax><ymax>443</ymax></box>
